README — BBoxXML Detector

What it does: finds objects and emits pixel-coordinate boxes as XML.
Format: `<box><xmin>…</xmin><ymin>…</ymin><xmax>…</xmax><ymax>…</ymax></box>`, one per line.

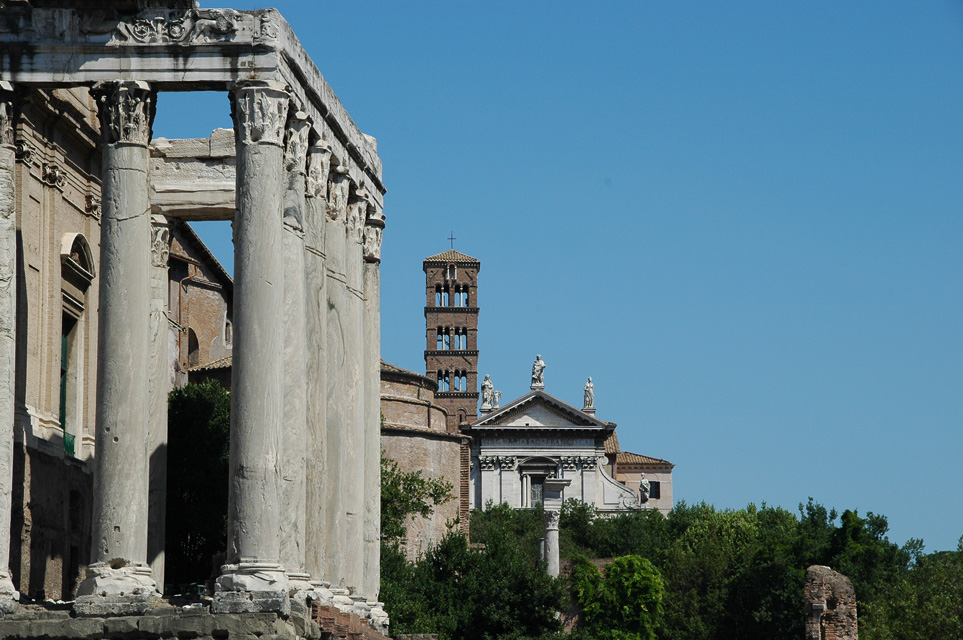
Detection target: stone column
<box><xmin>0</xmin><ymin>82</ymin><xmax>20</xmax><ymax>613</ymax></box>
<box><xmin>542</xmin><ymin>509</ymin><xmax>561</xmax><ymax>577</ymax></box>
<box><xmin>76</xmin><ymin>81</ymin><xmax>159</xmax><ymax>615</ymax></box>
<box><xmin>362</xmin><ymin>205</ymin><xmax>384</xmax><ymax>604</ymax></box>
<box><xmin>147</xmin><ymin>214</ymin><xmax>171</xmax><ymax>589</ymax></box>
<box><xmin>214</xmin><ymin>80</ymin><xmax>290</xmax><ymax>614</ymax></box>
<box><xmin>343</xmin><ymin>187</ymin><xmax>367</xmax><ymax>601</ymax></box>
<box><xmin>323</xmin><ymin>165</ymin><xmax>350</xmax><ymax>596</ymax></box>
<box><xmin>304</xmin><ymin>139</ymin><xmax>331</xmax><ymax>589</ymax></box>
<box><xmin>280</xmin><ymin>110</ymin><xmax>312</xmax><ymax>594</ymax></box>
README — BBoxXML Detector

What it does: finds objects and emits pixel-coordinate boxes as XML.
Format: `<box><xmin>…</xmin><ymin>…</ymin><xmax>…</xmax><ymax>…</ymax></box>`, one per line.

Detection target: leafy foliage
<box><xmin>571</xmin><ymin>555</ymin><xmax>665</xmax><ymax>640</ymax></box>
<box><xmin>380</xmin><ymin>454</ymin><xmax>453</xmax><ymax>545</ymax></box>
<box><xmin>165</xmin><ymin>380</ymin><xmax>231</xmax><ymax>586</ymax></box>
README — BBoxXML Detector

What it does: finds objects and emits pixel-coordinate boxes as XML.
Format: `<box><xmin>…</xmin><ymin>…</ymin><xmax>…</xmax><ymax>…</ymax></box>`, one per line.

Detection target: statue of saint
<box><xmin>493</xmin><ymin>390</ymin><xmax>502</xmax><ymax>409</ymax></box>
<box><xmin>481</xmin><ymin>374</ymin><xmax>494</xmax><ymax>409</ymax></box>
<box><xmin>639</xmin><ymin>473</ymin><xmax>651</xmax><ymax>504</ymax></box>
<box><xmin>531</xmin><ymin>354</ymin><xmax>546</xmax><ymax>389</ymax></box>
<box><xmin>583</xmin><ymin>377</ymin><xmax>594</xmax><ymax>409</ymax></box>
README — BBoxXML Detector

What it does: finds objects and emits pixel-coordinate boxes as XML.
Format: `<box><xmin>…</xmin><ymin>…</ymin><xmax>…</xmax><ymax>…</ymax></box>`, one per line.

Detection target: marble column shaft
<box><xmin>0</xmin><ymin>83</ymin><xmax>20</xmax><ymax>608</ymax></box>
<box><xmin>82</xmin><ymin>80</ymin><xmax>158</xmax><ymax>595</ymax></box>
<box><xmin>147</xmin><ymin>214</ymin><xmax>171</xmax><ymax>588</ymax></box>
<box><xmin>323</xmin><ymin>168</ymin><xmax>350</xmax><ymax>590</ymax></box>
<box><xmin>343</xmin><ymin>188</ymin><xmax>367</xmax><ymax>595</ymax></box>
<box><xmin>303</xmin><ymin>141</ymin><xmax>331</xmax><ymax>585</ymax></box>
<box><xmin>280</xmin><ymin>111</ymin><xmax>311</xmax><ymax>589</ymax></box>
<box><xmin>543</xmin><ymin>510</ymin><xmax>561</xmax><ymax>577</ymax></box>
<box><xmin>217</xmin><ymin>80</ymin><xmax>289</xmax><ymax>604</ymax></box>
<box><xmin>362</xmin><ymin>206</ymin><xmax>384</xmax><ymax>602</ymax></box>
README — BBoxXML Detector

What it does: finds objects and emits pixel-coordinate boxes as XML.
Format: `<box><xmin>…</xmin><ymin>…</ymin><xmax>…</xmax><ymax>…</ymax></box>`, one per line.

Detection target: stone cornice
<box><xmin>0</xmin><ymin>6</ymin><xmax>384</xmax><ymax>204</ymax></box>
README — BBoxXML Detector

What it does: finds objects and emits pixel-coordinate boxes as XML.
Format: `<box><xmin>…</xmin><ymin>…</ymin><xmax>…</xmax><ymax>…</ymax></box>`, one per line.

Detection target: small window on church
<box><xmin>649</xmin><ymin>481</ymin><xmax>661</xmax><ymax>500</ymax></box>
<box><xmin>435</xmin><ymin>285</ymin><xmax>442</xmax><ymax>306</ymax></box>
<box><xmin>447</xmin><ymin>264</ymin><xmax>456</xmax><ymax>281</ymax></box>
<box><xmin>531</xmin><ymin>477</ymin><xmax>544</xmax><ymax>506</ymax></box>
<box><xmin>187</xmin><ymin>328</ymin><xmax>200</xmax><ymax>367</ymax></box>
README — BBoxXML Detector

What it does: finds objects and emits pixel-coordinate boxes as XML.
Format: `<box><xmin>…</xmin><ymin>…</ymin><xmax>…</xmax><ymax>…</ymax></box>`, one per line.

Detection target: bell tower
<box><xmin>424</xmin><ymin>250</ymin><xmax>480</xmax><ymax>431</ymax></box>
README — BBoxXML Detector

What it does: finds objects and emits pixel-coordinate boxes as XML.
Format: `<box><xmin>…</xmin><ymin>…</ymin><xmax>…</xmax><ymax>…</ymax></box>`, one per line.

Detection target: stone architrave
<box><xmin>76</xmin><ymin>80</ymin><xmax>160</xmax><ymax>614</ymax></box>
<box><xmin>214</xmin><ymin>80</ymin><xmax>290</xmax><ymax>614</ymax></box>
<box><xmin>280</xmin><ymin>110</ymin><xmax>312</xmax><ymax>593</ymax></box>
<box><xmin>304</xmin><ymin>139</ymin><xmax>331</xmax><ymax>588</ymax></box>
<box><xmin>0</xmin><ymin>82</ymin><xmax>20</xmax><ymax>613</ymax></box>
<box><xmin>362</xmin><ymin>203</ymin><xmax>385</xmax><ymax>603</ymax></box>
<box><xmin>147</xmin><ymin>214</ymin><xmax>171</xmax><ymax>589</ymax></box>
<box><xmin>324</xmin><ymin>164</ymin><xmax>351</xmax><ymax>594</ymax></box>
<box><xmin>343</xmin><ymin>185</ymin><xmax>367</xmax><ymax>598</ymax></box>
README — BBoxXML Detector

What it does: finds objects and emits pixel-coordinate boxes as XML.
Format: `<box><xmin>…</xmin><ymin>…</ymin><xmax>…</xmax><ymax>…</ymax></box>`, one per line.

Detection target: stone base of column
<box><xmin>0</xmin><ymin>573</ymin><xmax>19</xmax><ymax>616</ymax></box>
<box><xmin>328</xmin><ymin>587</ymin><xmax>354</xmax><ymax>610</ymax></box>
<box><xmin>367</xmin><ymin>601</ymin><xmax>389</xmax><ymax>633</ymax></box>
<box><xmin>349</xmin><ymin>594</ymin><xmax>371</xmax><ymax>618</ymax></box>
<box><xmin>213</xmin><ymin>562</ymin><xmax>290</xmax><ymax>614</ymax></box>
<box><xmin>286</xmin><ymin>571</ymin><xmax>314</xmax><ymax>599</ymax></box>
<box><xmin>74</xmin><ymin>562</ymin><xmax>159</xmax><ymax>617</ymax></box>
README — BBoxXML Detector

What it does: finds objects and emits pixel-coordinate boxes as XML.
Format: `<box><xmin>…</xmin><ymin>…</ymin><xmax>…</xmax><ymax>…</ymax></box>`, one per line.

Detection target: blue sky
<box><xmin>153</xmin><ymin>2</ymin><xmax>963</xmax><ymax>551</ymax></box>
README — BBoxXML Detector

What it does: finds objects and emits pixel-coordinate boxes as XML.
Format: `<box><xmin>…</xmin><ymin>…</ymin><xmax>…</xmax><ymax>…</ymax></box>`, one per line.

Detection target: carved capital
<box><xmin>41</xmin><ymin>163</ymin><xmax>66</xmax><ymax>189</ymax></box>
<box><xmin>230</xmin><ymin>80</ymin><xmax>290</xmax><ymax>147</ymax></box>
<box><xmin>306</xmin><ymin>141</ymin><xmax>332</xmax><ymax>200</ymax></box>
<box><xmin>326</xmin><ymin>167</ymin><xmax>351</xmax><ymax>222</ymax></box>
<box><xmin>497</xmin><ymin>456</ymin><xmax>517</xmax><ymax>471</ymax></box>
<box><xmin>478</xmin><ymin>456</ymin><xmax>497</xmax><ymax>471</ymax></box>
<box><xmin>560</xmin><ymin>456</ymin><xmax>578</xmax><ymax>471</ymax></box>
<box><xmin>14</xmin><ymin>141</ymin><xmax>32</xmax><ymax>163</ymax></box>
<box><xmin>346</xmin><ymin>186</ymin><xmax>368</xmax><ymax>243</ymax></box>
<box><xmin>363</xmin><ymin>207</ymin><xmax>386</xmax><ymax>264</ymax></box>
<box><xmin>543</xmin><ymin>509</ymin><xmax>561</xmax><ymax>529</ymax></box>
<box><xmin>91</xmin><ymin>81</ymin><xmax>155</xmax><ymax>146</ymax></box>
<box><xmin>150</xmin><ymin>216</ymin><xmax>170</xmax><ymax>268</ymax></box>
<box><xmin>578</xmin><ymin>456</ymin><xmax>599</xmax><ymax>470</ymax></box>
<box><xmin>85</xmin><ymin>194</ymin><xmax>101</xmax><ymax>219</ymax></box>
<box><xmin>0</xmin><ymin>81</ymin><xmax>15</xmax><ymax>148</ymax></box>
<box><xmin>284</xmin><ymin>111</ymin><xmax>311</xmax><ymax>174</ymax></box>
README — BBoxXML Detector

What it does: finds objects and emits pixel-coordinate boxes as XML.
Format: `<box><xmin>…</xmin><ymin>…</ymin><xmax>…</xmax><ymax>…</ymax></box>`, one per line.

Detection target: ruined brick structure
<box><xmin>805</xmin><ymin>565</ymin><xmax>858</xmax><ymax>640</ymax></box>
<box><xmin>423</xmin><ymin>250</ymin><xmax>480</xmax><ymax>431</ymax></box>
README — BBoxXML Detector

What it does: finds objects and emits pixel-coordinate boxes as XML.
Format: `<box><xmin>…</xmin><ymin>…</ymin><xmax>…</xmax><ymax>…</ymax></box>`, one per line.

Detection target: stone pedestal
<box><xmin>215</xmin><ymin>80</ymin><xmax>290</xmax><ymax>612</ymax></box>
<box><xmin>0</xmin><ymin>83</ymin><xmax>20</xmax><ymax>613</ymax></box>
<box><xmin>77</xmin><ymin>80</ymin><xmax>159</xmax><ymax>611</ymax></box>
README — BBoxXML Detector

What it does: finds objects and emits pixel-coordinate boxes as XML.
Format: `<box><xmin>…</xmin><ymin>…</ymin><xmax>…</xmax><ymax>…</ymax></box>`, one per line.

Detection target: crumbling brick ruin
<box><xmin>805</xmin><ymin>565</ymin><xmax>858</xmax><ymax>640</ymax></box>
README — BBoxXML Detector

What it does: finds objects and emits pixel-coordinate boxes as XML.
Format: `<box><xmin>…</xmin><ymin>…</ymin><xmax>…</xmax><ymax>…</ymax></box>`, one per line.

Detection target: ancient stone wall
<box><xmin>805</xmin><ymin>565</ymin><xmax>858</xmax><ymax>640</ymax></box>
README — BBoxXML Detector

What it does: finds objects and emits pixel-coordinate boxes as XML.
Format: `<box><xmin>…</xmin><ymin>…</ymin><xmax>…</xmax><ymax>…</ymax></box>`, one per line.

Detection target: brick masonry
<box><xmin>805</xmin><ymin>565</ymin><xmax>858</xmax><ymax>640</ymax></box>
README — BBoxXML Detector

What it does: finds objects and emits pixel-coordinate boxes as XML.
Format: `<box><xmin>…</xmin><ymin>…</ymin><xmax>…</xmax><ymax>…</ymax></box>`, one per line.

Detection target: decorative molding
<box><xmin>560</xmin><ymin>456</ymin><xmax>578</xmax><ymax>471</ymax></box>
<box><xmin>41</xmin><ymin>162</ymin><xmax>66</xmax><ymax>189</ymax></box>
<box><xmin>578</xmin><ymin>455</ymin><xmax>599</xmax><ymax>469</ymax></box>
<box><xmin>253</xmin><ymin>9</ymin><xmax>279</xmax><ymax>44</ymax></box>
<box><xmin>85</xmin><ymin>194</ymin><xmax>101</xmax><ymax>219</ymax></box>
<box><xmin>497</xmin><ymin>455</ymin><xmax>517</xmax><ymax>471</ymax></box>
<box><xmin>230</xmin><ymin>81</ymin><xmax>289</xmax><ymax>147</ymax></box>
<box><xmin>14</xmin><ymin>141</ymin><xmax>31</xmax><ymax>163</ymax></box>
<box><xmin>116</xmin><ymin>9</ymin><xmax>240</xmax><ymax>45</ymax></box>
<box><xmin>150</xmin><ymin>222</ymin><xmax>170</xmax><ymax>268</ymax></box>
<box><xmin>91</xmin><ymin>81</ymin><xmax>154</xmax><ymax>146</ymax></box>
<box><xmin>478</xmin><ymin>456</ymin><xmax>497</xmax><ymax>471</ymax></box>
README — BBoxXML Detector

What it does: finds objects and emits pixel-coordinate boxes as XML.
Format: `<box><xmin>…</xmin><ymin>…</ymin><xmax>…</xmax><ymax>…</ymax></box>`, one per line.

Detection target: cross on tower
<box><xmin>448</xmin><ymin>232</ymin><xmax>457</xmax><ymax>250</ymax></box>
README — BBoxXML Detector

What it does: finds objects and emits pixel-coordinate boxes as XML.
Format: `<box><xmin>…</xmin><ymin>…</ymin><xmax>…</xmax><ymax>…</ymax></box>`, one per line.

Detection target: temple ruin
<box><xmin>0</xmin><ymin>0</ymin><xmax>387</xmax><ymax>632</ymax></box>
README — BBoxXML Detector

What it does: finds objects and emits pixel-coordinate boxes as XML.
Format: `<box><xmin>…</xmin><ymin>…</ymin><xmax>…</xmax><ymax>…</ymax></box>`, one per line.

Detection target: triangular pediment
<box><xmin>468</xmin><ymin>390</ymin><xmax>612</xmax><ymax>431</ymax></box>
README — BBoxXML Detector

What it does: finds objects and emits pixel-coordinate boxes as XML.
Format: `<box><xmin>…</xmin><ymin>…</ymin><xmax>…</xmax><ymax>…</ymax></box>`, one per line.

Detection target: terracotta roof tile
<box><xmin>616</xmin><ymin>451</ymin><xmax>674</xmax><ymax>468</ymax></box>
<box><xmin>604</xmin><ymin>432</ymin><xmax>620</xmax><ymax>454</ymax></box>
<box><xmin>187</xmin><ymin>354</ymin><xmax>232</xmax><ymax>372</ymax></box>
<box><xmin>423</xmin><ymin>249</ymin><xmax>480</xmax><ymax>264</ymax></box>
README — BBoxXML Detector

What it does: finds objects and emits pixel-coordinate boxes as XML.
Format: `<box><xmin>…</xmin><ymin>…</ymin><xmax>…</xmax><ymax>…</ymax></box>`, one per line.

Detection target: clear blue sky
<box><xmin>153</xmin><ymin>2</ymin><xmax>963</xmax><ymax>552</ymax></box>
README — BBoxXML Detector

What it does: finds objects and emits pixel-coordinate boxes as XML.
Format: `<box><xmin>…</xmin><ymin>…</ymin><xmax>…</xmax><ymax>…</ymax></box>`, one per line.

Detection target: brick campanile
<box><xmin>424</xmin><ymin>250</ymin><xmax>480</xmax><ymax>432</ymax></box>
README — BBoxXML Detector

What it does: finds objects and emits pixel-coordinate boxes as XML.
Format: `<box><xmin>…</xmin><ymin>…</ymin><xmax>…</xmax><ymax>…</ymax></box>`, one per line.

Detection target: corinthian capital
<box><xmin>283</xmin><ymin>111</ymin><xmax>311</xmax><ymax>174</ymax></box>
<box><xmin>346</xmin><ymin>186</ymin><xmax>369</xmax><ymax>242</ymax></box>
<box><xmin>91</xmin><ymin>81</ymin><xmax>155</xmax><ymax>146</ymax></box>
<box><xmin>327</xmin><ymin>166</ymin><xmax>351</xmax><ymax>222</ymax></box>
<box><xmin>0</xmin><ymin>81</ymin><xmax>15</xmax><ymax>148</ymax></box>
<box><xmin>306</xmin><ymin>140</ymin><xmax>332</xmax><ymax>200</ymax></box>
<box><xmin>230</xmin><ymin>80</ymin><xmax>290</xmax><ymax>147</ymax></box>
<box><xmin>363</xmin><ymin>207</ymin><xmax>385</xmax><ymax>264</ymax></box>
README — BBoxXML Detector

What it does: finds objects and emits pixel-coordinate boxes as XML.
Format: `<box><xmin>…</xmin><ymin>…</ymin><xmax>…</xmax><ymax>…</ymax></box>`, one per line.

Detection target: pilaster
<box><xmin>214</xmin><ymin>79</ymin><xmax>290</xmax><ymax>614</ymax></box>
<box><xmin>76</xmin><ymin>80</ymin><xmax>159</xmax><ymax>615</ymax></box>
<box><xmin>0</xmin><ymin>81</ymin><xmax>20</xmax><ymax>614</ymax></box>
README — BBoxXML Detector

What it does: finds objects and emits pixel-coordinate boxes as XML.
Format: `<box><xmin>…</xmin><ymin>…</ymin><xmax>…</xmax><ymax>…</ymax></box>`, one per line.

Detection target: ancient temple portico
<box><xmin>0</xmin><ymin>1</ymin><xmax>386</xmax><ymax>625</ymax></box>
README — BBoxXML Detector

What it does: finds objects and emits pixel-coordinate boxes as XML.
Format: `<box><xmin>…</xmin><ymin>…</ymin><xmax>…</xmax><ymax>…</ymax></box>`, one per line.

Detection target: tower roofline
<box><xmin>423</xmin><ymin>249</ymin><xmax>481</xmax><ymax>266</ymax></box>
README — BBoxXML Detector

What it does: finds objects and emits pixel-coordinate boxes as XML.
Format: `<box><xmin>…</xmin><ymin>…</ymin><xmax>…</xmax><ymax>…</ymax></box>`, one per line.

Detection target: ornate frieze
<box><xmin>115</xmin><ymin>9</ymin><xmax>240</xmax><ymax>45</ymax></box>
<box><xmin>578</xmin><ymin>455</ymin><xmax>599</xmax><ymax>469</ymax></box>
<box><xmin>253</xmin><ymin>9</ymin><xmax>280</xmax><ymax>44</ymax></box>
<box><xmin>560</xmin><ymin>457</ymin><xmax>578</xmax><ymax>471</ymax></box>
<box><xmin>497</xmin><ymin>456</ymin><xmax>517</xmax><ymax>471</ymax></box>
<box><xmin>478</xmin><ymin>456</ymin><xmax>497</xmax><ymax>471</ymax></box>
<box><xmin>363</xmin><ymin>207</ymin><xmax>385</xmax><ymax>264</ymax></box>
<box><xmin>91</xmin><ymin>81</ymin><xmax>154</xmax><ymax>146</ymax></box>
<box><xmin>230</xmin><ymin>81</ymin><xmax>289</xmax><ymax>147</ymax></box>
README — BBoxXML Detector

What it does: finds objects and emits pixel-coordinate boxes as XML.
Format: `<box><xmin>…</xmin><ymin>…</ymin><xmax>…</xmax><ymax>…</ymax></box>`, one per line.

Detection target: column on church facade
<box><xmin>0</xmin><ymin>83</ymin><xmax>20</xmax><ymax>612</ymax></box>
<box><xmin>362</xmin><ymin>205</ymin><xmax>385</xmax><ymax>603</ymax></box>
<box><xmin>76</xmin><ymin>81</ymin><xmax>159</xmax><ymax>612</ymax></box>
<box><xmin>343</xmin><ymin>187</ymin><xmax>367</xmax><ymax>599</ymax></box>
<box><xmin>304</xmin><ymin>139</ymin><xmax>331</xmax><ymax>587</ymax></box>
<box><xmin>280</xmin><ymin>110</ymin><xmax>312</xmax><ymax>593</ymax></box>
<box><xmin>323</xmin><ymin>165</ymin><xmax>351</xmax><ymax>596</ymax></box>
<box><xmin>147</xmin><ymin>214</ymin><xmax>171</xmax><ymax>589</ymax></box>
<box><xmin>214</xmin><ymin>80</ymin><xmax>290</xmax><ymax>613</ymax></box>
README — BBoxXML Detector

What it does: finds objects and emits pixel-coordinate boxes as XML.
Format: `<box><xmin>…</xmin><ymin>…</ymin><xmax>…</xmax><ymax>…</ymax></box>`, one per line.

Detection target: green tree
<box><xmin>165</xmin><ymin>380</ymin><xmax>231</xmax><ymax>586</ymax></box>
<box><xmin>380</xmin><ymin>454</ymin><xmax>453</xmax><ymax>546</ymax></box>
<box><xmin>572</xmin><ymin>555</ymin><xmax>665</xmax><ymax>640</ymax></box>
